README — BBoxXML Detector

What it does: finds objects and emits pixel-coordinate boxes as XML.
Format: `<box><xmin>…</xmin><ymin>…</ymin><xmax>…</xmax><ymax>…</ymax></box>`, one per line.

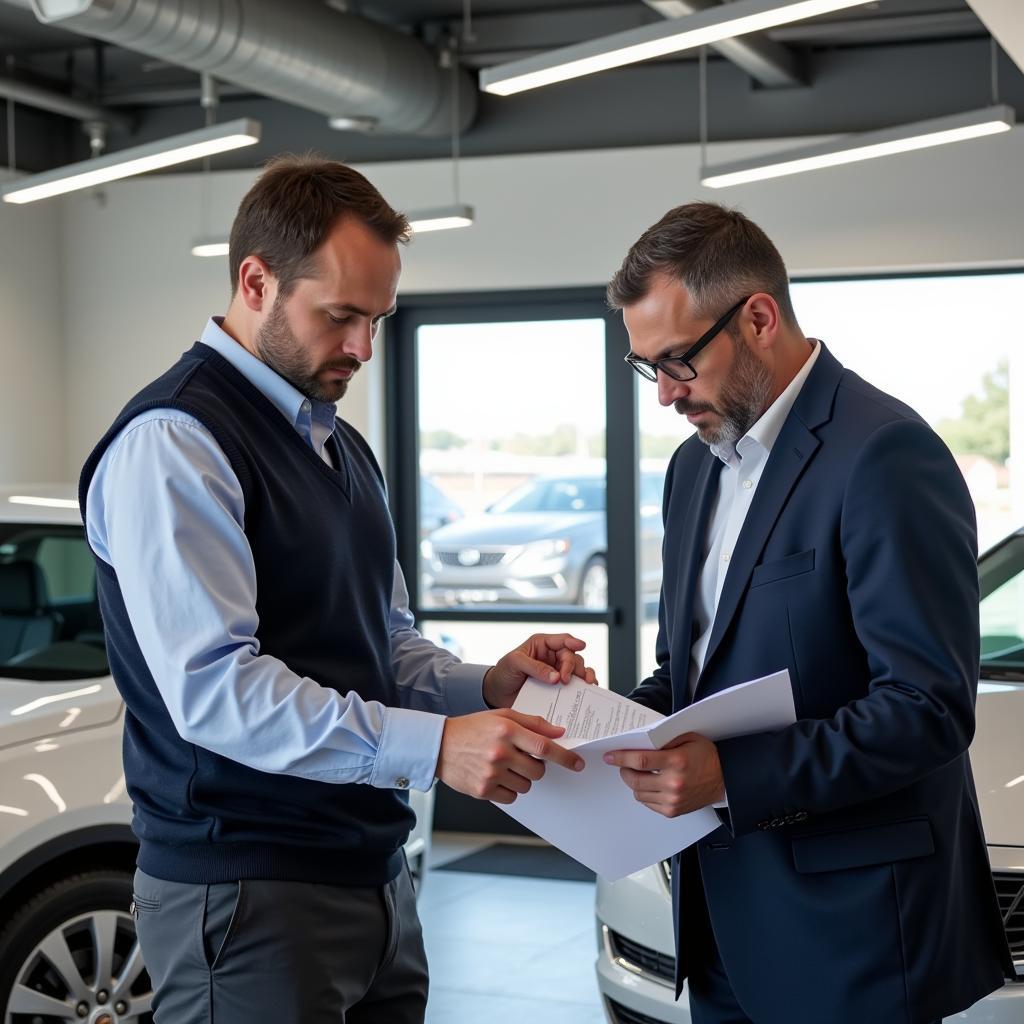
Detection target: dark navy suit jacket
<box><xmin>629</xmin><ymin>343</ymin><xmax>1014</xmax><ymax>1023</ymax></box>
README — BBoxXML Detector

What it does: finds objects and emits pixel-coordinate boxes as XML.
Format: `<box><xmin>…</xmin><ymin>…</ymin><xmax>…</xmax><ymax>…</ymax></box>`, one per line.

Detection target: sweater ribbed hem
<box><xmin>137</xmin><ymin>840</ymin><xmax>405</xmax><ymax>887</ymax></box>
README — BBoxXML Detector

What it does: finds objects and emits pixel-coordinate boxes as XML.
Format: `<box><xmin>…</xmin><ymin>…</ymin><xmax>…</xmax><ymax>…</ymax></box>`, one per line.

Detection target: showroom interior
<box><xmin>0</xmin><ymin>1</ymin><xmax>1023</xmax><ymax>1022</ymax></box>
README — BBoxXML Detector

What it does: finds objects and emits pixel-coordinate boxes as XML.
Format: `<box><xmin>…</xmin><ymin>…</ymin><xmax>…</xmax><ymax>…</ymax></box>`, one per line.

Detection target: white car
<box><xmin>0</xmin><ymin>486</ymin><xmax>434</xmax><ymax>1023</ymax></box>
<box><xmin>596</xmin><ymin>528</ymin><xmax>1024</xmax><ymax>1023</ymax></box>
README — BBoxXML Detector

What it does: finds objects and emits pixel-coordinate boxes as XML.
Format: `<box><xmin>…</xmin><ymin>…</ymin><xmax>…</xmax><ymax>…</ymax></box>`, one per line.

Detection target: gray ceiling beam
<box><xmin>641</xmin><ymin>0</ymin><xmax>802</xmax><ymax>87</ymax></box>
<box><xmin>0</xmin><ymin>73</ymin><xmax>132</xmax><ymax>132</ymax></box>
<box><xmin>769</xmin><ymin>11</ymin><xmax>985</xmax><ymax>45</ymax></box>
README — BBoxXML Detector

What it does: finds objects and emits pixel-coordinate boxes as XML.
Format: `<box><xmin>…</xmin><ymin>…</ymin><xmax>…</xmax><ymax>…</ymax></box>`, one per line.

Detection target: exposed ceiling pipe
<box><xmin>21</xmin><ymin>0</ymin><xmax>477</xmax><ymax>136</ymax></box>
<box><xmin>0</xmin><ymin>72</ymin><xmax>132</xmax><ymax>131</ymax></box>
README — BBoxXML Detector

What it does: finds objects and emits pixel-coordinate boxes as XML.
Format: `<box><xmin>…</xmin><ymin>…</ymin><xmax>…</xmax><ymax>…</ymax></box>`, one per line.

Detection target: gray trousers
<box><xmin>132</xmin><ymin>861</ymin><xmax>428</xmax><ymax>1024</ymax></box>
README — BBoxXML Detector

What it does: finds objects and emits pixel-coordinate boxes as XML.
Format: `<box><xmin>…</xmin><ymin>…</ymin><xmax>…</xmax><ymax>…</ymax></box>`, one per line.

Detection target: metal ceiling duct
<box><xmin>24</xmin><ymin>0</ymin><xmax>477</xmax><ymax>136</ymax></box>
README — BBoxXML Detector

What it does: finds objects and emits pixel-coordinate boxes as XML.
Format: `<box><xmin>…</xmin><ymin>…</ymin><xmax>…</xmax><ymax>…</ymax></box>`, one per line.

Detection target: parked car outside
<box><xmin>422</xmin><ymin>471</ymin><xmax>665</xmax><ymax>608</ymax></box>
<box><xmin>595</xmin><ymin>527</ymin><xmax>1024</xmax><ymax>1023</ymax></box>
<box><xmin>0</xmin><ymin>487</ymin><xmax>434</xmax><ymax>1023</ymax></box>
<box><xmin>419</xmin><ymin>476</ymin><xmax>464</xmax><ymax>540</ymax></box>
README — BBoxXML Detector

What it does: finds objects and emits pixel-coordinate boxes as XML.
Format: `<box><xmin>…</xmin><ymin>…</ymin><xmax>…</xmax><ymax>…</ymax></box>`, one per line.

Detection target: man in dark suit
<box><xmin>603</xmin><ymin>202</ymin><xmax>1013</xmax><ymax>1024</ymax></box>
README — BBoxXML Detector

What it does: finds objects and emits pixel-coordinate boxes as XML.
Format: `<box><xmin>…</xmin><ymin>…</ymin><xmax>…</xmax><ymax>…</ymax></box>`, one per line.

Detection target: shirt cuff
<box><xmin>444</xmin><ymin>661</ymin><xmax>491</xmax><ymax>716</ymax></box>
<box><xmin>370</xmin><ymin>707</ymin><xmax>446</xmax><ymax>792</ymax></box>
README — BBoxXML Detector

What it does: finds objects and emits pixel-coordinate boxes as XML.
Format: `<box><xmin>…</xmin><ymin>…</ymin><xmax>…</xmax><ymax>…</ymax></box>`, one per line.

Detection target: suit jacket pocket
<box><xmin>750</xmin><ymin>548</ymin><xmax>815</xmax><ymax>588</ymax></box>
<box><xmin>792</xmin><ymin>817</ymin><xmax>934</xmax><ymax>873</ymax></box>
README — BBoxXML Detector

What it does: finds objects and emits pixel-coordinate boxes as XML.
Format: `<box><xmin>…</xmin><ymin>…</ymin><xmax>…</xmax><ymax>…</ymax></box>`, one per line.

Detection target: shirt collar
<box><xmin>200</xmin><ymin>317</ymin><xmax>338</xmax><ymax>452</ymax></box>
<box><xmin>710</xmin><ymin>339</ymin><xmax>821</xmax><ymax>465</ymax></box>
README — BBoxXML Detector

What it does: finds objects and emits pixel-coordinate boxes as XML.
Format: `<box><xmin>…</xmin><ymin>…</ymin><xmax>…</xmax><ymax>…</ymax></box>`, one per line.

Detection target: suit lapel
<box><xmin>693</xmin><ymin>343</ymin><xmax>844</xmax><ymax>696</ymax></box>
<box><xmin>671</xmin><ymin>451</ymin><xmax>723</xmax><ymax>708</ymax></box>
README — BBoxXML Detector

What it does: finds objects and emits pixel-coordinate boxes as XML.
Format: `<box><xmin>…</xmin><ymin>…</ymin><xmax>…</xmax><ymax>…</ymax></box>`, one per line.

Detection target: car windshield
<box><xmin>979</xmin><ymin>532</ymin><xmax>1024</xmax><ymax>681</ymax></box>
<box><xmin>489</xmin><ymin>477</ymin><xmax>606</xmax><ymax>514</ymax></box>
<box><xmin>0</xmin><ymin>522</ymin><xmax>109</xmax><ymax>681</ymax></box>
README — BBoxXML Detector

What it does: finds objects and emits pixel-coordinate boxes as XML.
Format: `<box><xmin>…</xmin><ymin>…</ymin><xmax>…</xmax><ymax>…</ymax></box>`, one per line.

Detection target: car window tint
<box><xmin>0</xmin><ymin>522</ymin><xmax>109</xmax><ymax>681</ymax></box>
<box><xmin>979</xmin><ymin>534</ymin><xmax>1024</xmax><ymax>679</ymax></box>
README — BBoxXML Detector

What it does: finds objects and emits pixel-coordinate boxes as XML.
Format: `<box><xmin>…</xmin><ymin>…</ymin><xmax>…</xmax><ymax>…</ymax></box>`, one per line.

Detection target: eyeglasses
<box><xmin>624</xmin><ymin>296</ymin><xmax>750</xmax><ymax>383</ymax></box>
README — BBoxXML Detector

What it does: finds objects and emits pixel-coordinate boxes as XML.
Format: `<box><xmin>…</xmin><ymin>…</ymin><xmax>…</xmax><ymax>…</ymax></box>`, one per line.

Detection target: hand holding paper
<box><xmin>499</xmin><ymin>669</ymin><xmax>797</xmax><ymax>879</ymax></box>
<box><xmin>435</xmin><ymin>707</ymin><xmax>584</xmax><ymax>805</ymax></box>
<box><xmin>604</xmin><ymin>732</ymin><xmax>726</xmax><ymax>818</ymax></box>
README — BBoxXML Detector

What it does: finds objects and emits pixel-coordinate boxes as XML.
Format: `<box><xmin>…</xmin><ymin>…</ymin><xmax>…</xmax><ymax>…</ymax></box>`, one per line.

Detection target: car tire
<box><xmin>0</xmin><ymin>869</ymin><xmax>154</xmax><ymax>1023</ymax></box>
<box><xmin>578</xmin><ymin>555</ymin><xmax>609</xmax><ymax>609</ymax></box>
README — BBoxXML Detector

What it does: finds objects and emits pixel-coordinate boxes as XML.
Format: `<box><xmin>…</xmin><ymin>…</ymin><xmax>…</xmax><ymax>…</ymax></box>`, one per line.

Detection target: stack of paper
<box><xmin>500</xmin><ymin>670</ymin><xmax>796</xmax><ymax>880</ymax></box>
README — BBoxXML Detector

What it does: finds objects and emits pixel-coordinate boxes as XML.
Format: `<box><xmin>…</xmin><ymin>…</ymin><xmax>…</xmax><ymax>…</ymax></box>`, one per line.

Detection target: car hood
<box><xmin>972</xmin><ymin>679</ymin><xmax>1024</xmax><ymax>846</ymax></box>
<box><xmin>0</xmin><ymin>674</ymin><xmax>123</xmax><ymax>749</ymax></box>
<box><xmin>428</xmin><ymin>512</ymin><xmax>602</xmax><ymax>546</ymax></box>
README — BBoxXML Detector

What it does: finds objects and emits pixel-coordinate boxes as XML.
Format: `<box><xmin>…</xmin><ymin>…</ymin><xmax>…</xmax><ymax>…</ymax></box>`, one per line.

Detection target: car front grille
<box><xmin>994</xmin><ymin>872</ymin><xmax>1024</xmax><ymax>957</ymax></box>
<box><xmin>436</xmin><ymin>550</ymin><xmax>506</xmax><ymax>567</ymax></box>
<box><xmin>608</xmin><ymin>930</ymin><xmax>676</xmax><ymax>985</ymax></box>
<box><xmin>606</xmin><ymin>998</ymin><xmax>675</xmax><ymax>1024</ymax></box>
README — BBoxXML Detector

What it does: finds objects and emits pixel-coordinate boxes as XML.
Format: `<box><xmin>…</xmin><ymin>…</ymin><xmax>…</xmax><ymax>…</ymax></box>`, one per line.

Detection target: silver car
<box><xmin>0</xmin><ymin>487</ymin><xmax>434</xmax><ymax>1023</ymax></box>
<box><xmin>422</xmin><ymin>472</ymin><xmax>665</xmax><ymax>608</ymax></box>
<box><xmin>595</xmin><ymin>528</ymin><xmax>1024</xmax><ymax>1023</ymax></box>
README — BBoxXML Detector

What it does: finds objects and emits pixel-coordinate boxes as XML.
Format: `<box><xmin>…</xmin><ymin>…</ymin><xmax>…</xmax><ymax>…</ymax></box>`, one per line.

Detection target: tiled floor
<box><xmin>421</xmin><ymin>832</ymin><xmax>608</xmax><ymax>1024</ymax></box>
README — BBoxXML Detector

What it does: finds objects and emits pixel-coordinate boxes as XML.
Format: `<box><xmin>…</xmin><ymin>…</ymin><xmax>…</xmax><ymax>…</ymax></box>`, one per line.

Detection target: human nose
<box><xmin>343</xmin><ymin>320</ymin><xmax>375</xmax><ymax>363</ymax></box>
<box><xmin>657</xmin><ymin>370</ymin><xmax>688</xmax><ymax>408</ymax></box>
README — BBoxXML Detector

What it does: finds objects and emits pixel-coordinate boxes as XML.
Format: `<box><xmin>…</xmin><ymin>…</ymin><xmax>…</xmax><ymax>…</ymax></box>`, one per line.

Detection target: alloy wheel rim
<box><xmin>6</xmin><ymin>909</ymin><xmax>152</xmax><ymax>1023</ymax></box>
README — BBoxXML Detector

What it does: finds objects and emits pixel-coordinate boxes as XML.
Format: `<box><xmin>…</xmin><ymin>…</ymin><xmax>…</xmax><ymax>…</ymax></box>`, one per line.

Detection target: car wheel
<box><xmin>0</xmin><ymin>870</ymin><xmax>153</xmax><ymax>1023</ymax></box>
<box><xmin>578</xmin><ymin>556</ymin><xmax>608</xmax><ymax>609</ymax></box>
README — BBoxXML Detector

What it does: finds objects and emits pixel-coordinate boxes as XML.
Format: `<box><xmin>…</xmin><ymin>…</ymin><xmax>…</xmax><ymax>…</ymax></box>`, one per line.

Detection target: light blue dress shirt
<box><xmin>86</xmin><ymin>317</ymin><xmax>488</xmax><ymax>792</ymax></box>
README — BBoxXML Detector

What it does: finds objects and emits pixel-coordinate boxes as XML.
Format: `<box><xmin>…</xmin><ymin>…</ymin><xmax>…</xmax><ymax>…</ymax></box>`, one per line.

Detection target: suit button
<box><xmin>757</xmin><ymin>820</ymin><xmax>769</xmax><ymax>831</ymax></box>
<box><xmin>794</xmin><ymin>811</ymin><xmax>808</xmax><ymax>822</ymax></box>
<box><xmin>770</xmin><ymin>818</ymin><xmax>783</xmax><ymax>829</ymax></box>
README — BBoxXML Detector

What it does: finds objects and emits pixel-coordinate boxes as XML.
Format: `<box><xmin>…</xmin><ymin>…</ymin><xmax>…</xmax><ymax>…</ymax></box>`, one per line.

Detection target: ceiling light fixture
<box><xmin>190</xmin><ymin>238</ymin><xmax>230</xmax><ymax>257</ymax></box>
<box><xmin>407</xmin><ymin>204</ymin><xmax>475</xmax><ymax>233</ymax></box>
<box><xmin>407</xmin><ymin>32</ymin><xmax>475</xmax><ymax>234</ymax></box>
<box><xmin>700</xmin><ymin>105</ymin><xmax>1016</xmax><ymax>188</ymax></box>
<box><xmin>2</xmin><ymin>117</ymin><xmax>261</xmax><ymax>204</ymax></box>
<box><xmin>480</xmin><ymin>0</ymin><xmax>875</xmax><ymax>96</ymax></box>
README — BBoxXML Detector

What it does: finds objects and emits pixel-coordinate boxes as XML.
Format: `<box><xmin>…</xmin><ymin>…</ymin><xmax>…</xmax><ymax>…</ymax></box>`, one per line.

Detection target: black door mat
<box><xmin>436</xmin><ymin>842</ymin><xmax>595</xmax><ymax>882</ymax></box>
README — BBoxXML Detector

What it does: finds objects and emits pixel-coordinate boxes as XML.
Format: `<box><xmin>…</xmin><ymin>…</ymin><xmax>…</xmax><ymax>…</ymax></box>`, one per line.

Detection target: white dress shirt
<box><xmin>688</xmin><ymin>340</ymin><xmax>822</xmax><ymax>698</ymax></box>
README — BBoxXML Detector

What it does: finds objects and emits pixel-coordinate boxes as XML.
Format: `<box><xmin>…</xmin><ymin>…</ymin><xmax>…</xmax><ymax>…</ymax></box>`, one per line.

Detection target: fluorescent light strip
<box><xmin>191</xmin><ymin>239</ymin><xmax>230</xmax><ymax>257</ymax></box>
<box><xmin>8</xmin><ymin>495</ymin><xmax>79</xmax><ymax>509</ymax></box>
<box><xmin>408</xmin><ymin>204</ymin><xmax>475</xmax><ymax>233</ymax></box>
<box><xmin>480</xmin><ymin>0</ymin><xmax>874</xmax><ymax>96</ymax></box>
<box><xmin>2</xmin><ymin>118</ymin><xmax>261</xmax><ymax>204</ymax></box>
<box><xmin>701</xmin><ymin>106</ymin><xmax>1016</xmax><ymax>188</ymax></box>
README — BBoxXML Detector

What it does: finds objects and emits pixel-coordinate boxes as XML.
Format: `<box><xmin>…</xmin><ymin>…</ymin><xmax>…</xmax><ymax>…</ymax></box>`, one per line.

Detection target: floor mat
<box><xmin>436</xmin><ymin>842</ymin><xmax>595</xmax><ymax>882</ymax></box>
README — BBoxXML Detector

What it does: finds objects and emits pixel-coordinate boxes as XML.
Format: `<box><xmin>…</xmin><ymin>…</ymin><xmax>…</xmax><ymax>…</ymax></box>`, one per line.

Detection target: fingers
<box><xmin>504</xmin><ymin>710</ymin><xmax>566</xmax><ymax>738</ymax></box>
<box><xmin>530</xmin><ymin>632</ymin><xmax>586</xmax><ymax>653</ymax></box>
<box><xmin>503</xmin><ymin>716</ymin><xmax>584</xmax><ymax>772</ymax></box>
<box><xmin>604</xmin><ymin>748</ymin><xmax>670</xmax><ymax>772</ymax></box>
<box><xmin>506</xmin><ymin>649</ymin><xmax>561</xmax><ymax>684</ymax></box>
<box><xmin>490</xmin><ymin>785</ymin><xmax>521</xmax><ymax>805</ymax></box>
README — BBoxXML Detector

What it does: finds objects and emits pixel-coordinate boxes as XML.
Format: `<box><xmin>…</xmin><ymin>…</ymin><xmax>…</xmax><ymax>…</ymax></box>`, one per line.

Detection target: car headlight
<box><xmin>420</xmin><ymin>539</ymin><xmax>434</xmax><ymax>560</ymax></box>
<box><xmin>515</xmin><ymin>538</ymin><xmax>571</xmax><ymax>563</ymax></box>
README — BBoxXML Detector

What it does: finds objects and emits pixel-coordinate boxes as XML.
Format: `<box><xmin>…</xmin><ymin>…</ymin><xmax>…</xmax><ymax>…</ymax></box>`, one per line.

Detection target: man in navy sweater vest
<box><xmin>80</xmin><ymin>155</ymin><xmax>594</xmax><ymax>1023</ymax></box>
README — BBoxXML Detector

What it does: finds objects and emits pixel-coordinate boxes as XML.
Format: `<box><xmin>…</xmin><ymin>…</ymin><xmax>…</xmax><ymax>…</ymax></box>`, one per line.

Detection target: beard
<box><xmin>675</xmin><ymin>333</ymin><xmax>774</xmax><ymax>449</ymax></box>
<box><xmin>254</xmin><ymin>294</ymin><xmax>360</xmax><ymax>404</ymax></box>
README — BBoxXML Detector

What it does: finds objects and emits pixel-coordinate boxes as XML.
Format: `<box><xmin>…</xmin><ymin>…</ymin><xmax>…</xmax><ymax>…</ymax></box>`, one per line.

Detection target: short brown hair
<box><xmin>228</xmin><ymin>153</ymin><xmax>411</xmax><ymax>296</ymax></box>
<box><xmin>607</xmin><ymin>202</ymin><xmax>797</xmax><ymax>327</ymax></box>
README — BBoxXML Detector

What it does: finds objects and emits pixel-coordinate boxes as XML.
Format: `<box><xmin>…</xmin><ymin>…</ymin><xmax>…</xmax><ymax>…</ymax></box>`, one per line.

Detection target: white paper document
<box><xmin>501</xmin><ymin>669</ymin><xmax>796</xmax><ymax>880</ymax></box>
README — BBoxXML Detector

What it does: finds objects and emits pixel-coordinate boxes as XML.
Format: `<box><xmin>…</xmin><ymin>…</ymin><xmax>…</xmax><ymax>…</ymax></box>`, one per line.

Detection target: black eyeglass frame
<box><xmin>624</xmin><ymin>295</ymin><xmax>751</xmax><ymax>382</ymax></box>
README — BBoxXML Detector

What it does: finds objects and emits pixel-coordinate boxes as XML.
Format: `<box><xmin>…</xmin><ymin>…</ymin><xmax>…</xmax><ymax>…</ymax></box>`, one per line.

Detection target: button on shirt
<box><xmin>688</xmin><ymin>340</ymin><xmax>821</xmax><ymax>698</ymax></box>
<box><xmin>86</xmin><ymin>317</ymin><xmax>489</xmax><ymax>793</ymax></box>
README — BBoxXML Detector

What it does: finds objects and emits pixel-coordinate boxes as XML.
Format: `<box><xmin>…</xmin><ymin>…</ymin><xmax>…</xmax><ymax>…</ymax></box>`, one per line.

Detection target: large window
<box><xmin>791</xmin><ymin>272</ymin><xmax>1023</xmax><ymax>552</ymax></box>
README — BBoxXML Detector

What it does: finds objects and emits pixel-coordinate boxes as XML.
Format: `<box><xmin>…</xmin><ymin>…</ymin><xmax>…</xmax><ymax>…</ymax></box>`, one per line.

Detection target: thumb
<box><xmin>504</xmin><ymin>710</ymin><xmax>565</xmax><ymax>737</ymax></box>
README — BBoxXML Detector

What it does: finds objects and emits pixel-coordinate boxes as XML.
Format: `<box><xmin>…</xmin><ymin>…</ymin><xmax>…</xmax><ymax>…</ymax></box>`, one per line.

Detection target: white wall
<box><xmin>0</xmin><ymin>171</ymin><xmax>67</xmax><ymax>485</ymax></box>
<box><xmin>50</xmin><ymin>129</ymin><xmax>1024</xmax><ymax>476</ymax></box>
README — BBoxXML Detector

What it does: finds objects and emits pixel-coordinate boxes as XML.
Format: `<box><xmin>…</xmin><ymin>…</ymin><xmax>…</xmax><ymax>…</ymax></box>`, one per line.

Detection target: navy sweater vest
<box><xmin>80</xmin><ymin>342</ymin><xmax>412</xmax><ymax>885</ymax></box>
